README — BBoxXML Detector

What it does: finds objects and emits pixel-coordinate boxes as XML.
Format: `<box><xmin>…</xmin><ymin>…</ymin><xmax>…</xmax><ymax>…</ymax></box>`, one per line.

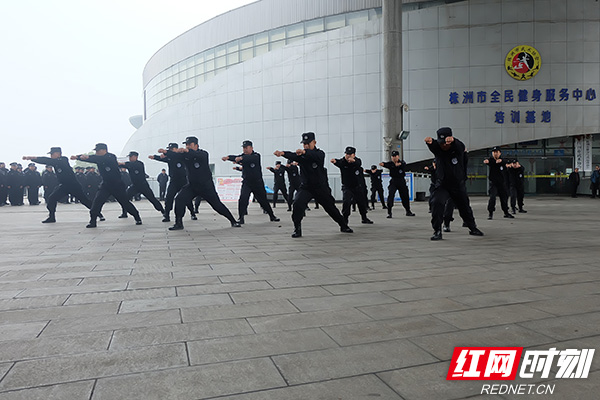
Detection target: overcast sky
<box><xmin>0</xmin><ymin>0</ymin><xmax>255</xmax><ymax>165</ymax></box>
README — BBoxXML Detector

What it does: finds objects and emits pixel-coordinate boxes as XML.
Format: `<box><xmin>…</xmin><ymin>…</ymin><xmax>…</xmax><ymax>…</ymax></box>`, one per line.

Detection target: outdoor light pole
<box><xmin>382</xmin><ymin>0</ymin><xmax>403</xmax><ymax>160</ymax></box>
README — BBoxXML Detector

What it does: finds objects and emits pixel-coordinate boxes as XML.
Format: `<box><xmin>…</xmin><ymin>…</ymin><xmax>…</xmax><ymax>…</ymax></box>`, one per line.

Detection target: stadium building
<box><xmin>124</xmin><ymin>0</ymin><xmax>600</xmax><ymax>195</ymax></box>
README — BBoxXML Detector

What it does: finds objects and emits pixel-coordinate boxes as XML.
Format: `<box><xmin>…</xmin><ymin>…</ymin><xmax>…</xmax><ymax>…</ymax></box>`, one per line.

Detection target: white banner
<box><xmin>215</xmin><ymin>177</ymin><xmax>244</xmax><ymax>202</ymax></box>
<box><xmin>574</xmin><ymin>137</ymin><xmax>584</xmax><ymax>171</ymax></box>
<box><xmin>583</xmin><ymin>134</ymin><xmax>593</xmax><ymax>172</ymax></box>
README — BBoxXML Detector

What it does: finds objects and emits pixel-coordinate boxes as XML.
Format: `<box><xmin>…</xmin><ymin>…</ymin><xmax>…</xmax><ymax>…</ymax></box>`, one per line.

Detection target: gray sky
<box><xmin>0</xmin><ymin>0</ymin><xmax>255</xmax><ymax>165</ymax></box>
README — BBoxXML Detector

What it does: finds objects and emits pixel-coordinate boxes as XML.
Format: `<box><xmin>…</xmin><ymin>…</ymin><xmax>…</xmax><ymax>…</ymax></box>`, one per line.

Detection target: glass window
<box><xmin>205</xmin><ymin>59</ymin><xmax>215</xmax><ymax>72</ymax></box>
<box><xmin>255</xmin><ymin>31</ymin><xmax>268</xmax><ymax>46</ymax></box>
<box><xmin>286</xmin><ymin>23</ymin><xmax>304</xmax><ymax>38</ymax></box>
<box><xmin>215</xmin><ymin>44</ymin><xmax>226</xmax><ymax>58</ymax></box>
<box><xmin>347</xmin><ymin>10</ymin><xmax>368</xmax><ymax>25</ymax></box>
<box><xmin>185</xmin><ymin>57</ymin><xmax>194</xmax><ymax>70</ymax></box>
<box><xmin>369</xmin><ymin>8</ymin><xmax>382</xmax><ymax>19</ymax></box>
<box><xmin>195</xmin><ymin>74</ymin><xmax>205</xmax><ymax>85</ymax></box>
<box><xmin>325</xmin><ymin>14</ymin><xmax>345</xmax><ymax>30</ymax></box>
<box><xmin>305</xmin><ymin>18</ymin><xmax>324</xmax><ymax>34</ymax></box>
<box><xmin>205</xmin><ymin>70</ymin><xmax>215</xmax><ymax>79</ymax></box>
<box><xmin>240</xmin><ymin>36</ymin><xmax>253</xmax><ymax>50</ymax></box>
<box><xmin>195</xmin><ymin>63</ymin><xmax>205</xmax><ymax>75</ymax></box>
<box><xmin>227</xmin><ymin>52</ymin><xmax>239</xmax><ymax>64</ymax></box>
<box><xmin>270</xmin><ymin>27</ymin><xmax>285</xmax><ymax>42</ymax></box>
<box><xmin>286</xmin><ymin>35</ymin><xmax>303</xmax><ymax>44</ymax></box>
<box><xmin>270</xmin><ymin>40</ymin><xmax>285</xmax><ymax>51</ymax></box>
<box><xmin>255</xmin><ymin>43</ymin><xmax>268</xmax><ymax>56</ymax></box>
<box><xmin>240</xmin><ymin>48</ymin><xmax>253</xmax><ymax>61</ymax></box>
<box><xmin>227</xmin><ymin>40</ymin><xmax>239</xmax><ymax>54</ymax></box>
<box><xmin>215</xmin><ymin>55</ymin><xmax>226</xmax><ymax>69</ymax></box>
<box><xmin>205</xmin><ymin>49</ymin><xmax>214</xmax><ymax>61</ymax></box>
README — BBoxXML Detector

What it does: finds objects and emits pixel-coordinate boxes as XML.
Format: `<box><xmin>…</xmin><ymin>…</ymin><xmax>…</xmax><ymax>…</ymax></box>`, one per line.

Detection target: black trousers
<box><xmin>272</xmin><ymin>182</ymin><xmax>288</xmax><ymax>206</ymax></box>
<box><xmin>46</xmin><ymin>183</ymin><xmax>92</xmax><ymax>215</ymax></box>
<box><xmin>370</xmin><ymin>185</ymin><xmax>385</xmax><ymax>208</ymax></box>
<box><xmin>342</xmin><ymin>185</ymin><xmax>369</xmax><ymax>222</ymax></box>
<box><xmin>174</xmin><ymin>183</ymin><xmax>236</xmax><ymax>224</ymax></box>
<box><xmin>90</xmin><ymin>182</ymin><xmax>140</xmax><ymax>222</ymax></box>
<box><xmin>239</xmin><ymin>181</ymin><xmax>274</xmax><ymax>218</ymax></box>
<box><xmin>488</xmin><ymin>180</ymin><xmax>509</xmax><ymax>214</ymax></box>
<box><xmin>27</xmin><ymin>186</ymin><xmax>40</xmax><ymax>204</ymax></box>
<box><xmin>591</xmin><ymin>183</ymin><xmax>599</xmax><ymax>198</ymax></box>
<box><xmin>387</xmin><ymin>179</ymin><xmax>411</xmax><ymax>213</ymax></box>
<box><xmin>288</xmin><ymin>183</ymin><xmax>299</xmax><ymax>209</ymax></box>
<box><xmin>510</xmin><ymin>184</ymin><xmax>525</xmax><ymax>208</ymax></box>
<box><xmin>292</xmin><ymin>187</ymin><xmax>346</xmax><ymax>229</ymax></box>
<box><xmin>122</xmin><ymin>183</ymin><xmax>164</xmax><ymax>215</ymax></box>
<box><xmin>164</xmin><ymin>179</ymin><xmax>194</xmax><ymax>217</ymax></box>
<box><xmin>8</xmin><ymin>187</ymin><xmax>23</xmax><ymax>205</ymax></box>
<box><xmin>0</xmin><ymin>186</ymin><xmax>7</xmax><ymax>204</ymax></box>
<box><xmin>159</xmin><ymin>183</ymin><xmax>167</xmax><ymax>200</ymax></box>
<box><xmin>431</xmin><ymin>182</ymin><xmax>476</xmax><ymax>231</ymax></box>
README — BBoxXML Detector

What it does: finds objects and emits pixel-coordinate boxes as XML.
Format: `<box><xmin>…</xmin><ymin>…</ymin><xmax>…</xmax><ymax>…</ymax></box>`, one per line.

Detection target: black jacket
<box><xmin>42</xmin><ymin>170</ymin><xmax>58</xmax><ymax>189</ymax></box>
<box><xmin>124</xmin><ymin>160</ymin><xmax>150</xmax><ymax>186</ymax></box>
<box><xmin>226</xmin><ymin>152</ymin><xmax>264</xmax><ymax>184</ymax></box>
<box><xmin>267</xmin><ymin>166</ymin><xmax>286</xmax><ymax>186</ymax></box>
<box><xmin>167</xmin><ymin>149</ymin><xmax>213</xmax><ymax>186</ymax></box>
<box><xmin>78</xmin><ymin>153</ymin><xmax>122</xmax><ymax>186</ymax></box>
<box><xmin>157</xmin><ymin>172</ymin><xmax>169</xmax><ymax>186</ymax></box>
<box><xmin>283</xmin><ymin>148</ymin><xmax>329</xmax><ymax>189</ymax></box>
<box><xmin>381</xmin><ymin>160</ymin><xmax>408</xmax><ymax>182</ymax></box>
<box><xmin>365</xmin><ymin>169</ymin><xmax>384</xmax><ymax>188</ymax></box>
<box><xmin>152</xmin><ymin>155</ymin><xmax>188</xmax><ymax>183</ymax></box>
<box><xmin>485</xmin><ymin>156</ymin><xmax>507</xmax><ymax>184</ymax></box>
<box><xmin>285</xmin><ymin>164</ymin><xmax>301</xmax><ymax>187</ymax></box>
<box><xmin>31</xmin><ymin>157</ymin><xmax>79</xmax><ymax>186</ymax></box>
<box><xmin>426</xmin><ymin>139</ymin><xmax>469</xmax><ymax>186</ymax></box>
<box><xmin>23</xmin><ymin>169</ymin><xmax>42</xmax><ymax>187</ymax></box>
<box><xmin>332</xmin><ymin>157</ymin><xmax>364</xmax><ymax>188</ymax></box>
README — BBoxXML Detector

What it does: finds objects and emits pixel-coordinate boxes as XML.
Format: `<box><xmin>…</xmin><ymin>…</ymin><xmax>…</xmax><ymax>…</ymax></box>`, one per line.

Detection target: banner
<box><xmin>583</xmin><ymin>135</ymin><xmax>593</xmax><ymax>172</ymax></box>
<box><xmin>215</xmin><ymin>177</ymin><xmax>244</xmax><ymax>202</ymax></box>
<box><xmin>574</xmin><ymin>137</ymin><xmax>584</xmax><ymax>171</ymax></box>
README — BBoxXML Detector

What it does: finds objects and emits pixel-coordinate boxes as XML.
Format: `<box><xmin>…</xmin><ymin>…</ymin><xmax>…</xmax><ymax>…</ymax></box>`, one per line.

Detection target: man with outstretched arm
<box><xmin>118</xmin><ymin>151</ymin><xmax>165</xmax><ymax>218</ymax></box>
<box><xmin>331</xmin><ymin>146</ymin><xmax>372</xmax><ymax>225</ymax></box>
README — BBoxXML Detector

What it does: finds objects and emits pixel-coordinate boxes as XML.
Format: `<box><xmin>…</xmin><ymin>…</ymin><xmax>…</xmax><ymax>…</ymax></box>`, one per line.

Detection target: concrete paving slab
<box><xmin>0</xmin><ymin>380</ymin><xmax>94</xmax><ymax>400</ymax></box>
<box><xmin>247</xmin><ymin>308</ymin><xmax>373</xmax><ymax>333</ymax></box>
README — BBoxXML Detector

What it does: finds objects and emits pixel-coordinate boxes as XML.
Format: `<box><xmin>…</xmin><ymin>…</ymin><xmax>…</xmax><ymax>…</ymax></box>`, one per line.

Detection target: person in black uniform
<box><xmin>23</xmin><ymin>163</ymin><xmax>42</xmax><ymax>205</ymax></box>
<box><xmin>6</xmin><ymin>162</ymin><xmax>24</xmax><ymax>206</ymax></box>
<box><xmin>85</xmin><ymin>167</ymin><xmax>102</xmax><ymax>203</ymax></box>
<box><xmin>484</xmin><ymin>146</ymin><xmax>514</xmax><ymax>220</ymax></box>
<box><xmin>22</xmin><ymin>147</ymin><xmax>104</xmax><ymax>223</ymax></box>
<box><xmin>73</xmin><ymin>166</ymin><xmax>86</xmax><ymax>203</ymax></box>
<box><xmin>267</xmin><ymin>161</ymin><xmax>288</xmax><ymax>208</ymax></box>
<box><xmin>72</xmin><ymin>143</ymin><xmax>141</xmax><ymax>228</ymax></box>
<box><xmin>118</xmin><ymin>151</ymin><xmax>165</xmax><ymax>218</ymax></box>
<box><xmin>331</xmin><ymin>146</ymin><xmax>373</xmax><ymax>225</ymax></box>
<box><xmin>424</xmin><ymin>161</ymin><xmax>456</xmax><ymax>231</ymax></box>
<box><xmin>157</xmin><ymin>169</ymin><xmax>168</xmax><ymax>201</ymax></box>
<box><xmin>380</xmin><ymin>150</ymin><xmax>415</xmax><ymax>218</ymax></box>
<box><xmin>274</xmin><ymin>131</ymin><xmax>353</xmax><ymax>238</ymax></box>
<box><xmin>222</xmin><ymin>140</ymin><xmax>280</xmax><ymax>224</ymax></box>
<box><xmin>507</xmin><ymin>159</ymin><xmax>527</xmax><ymax>213</ymax></box>
<box><xmin>41</xmin><ymin>165</ymin><xmax>58</xmax><ymax>204</ymax></box>
<box><xmin>364</xmin><ymin>164</ymin><xmax>386</xmax><ymax>210</ymax></box>
<box><xmin>425</xmin><ymin>127</ymin><xmax>483</xmax><ymax>240</ymax></box>
<box><xmin>568</xmin><ymin>167</ymin><xmax>580</xmax><ymax>199</ymax></box>
<box><xmin>149</xmin><ymin>142</ymin><xmax>198</xmax><ymax>222</ymax></box>
<box><xmin>284</xmin><ymin>160</ymin><xmax>301</xmax><ymax>212</ymax></box>
<box><xmin>159</xmin><ymin>136</ymin><xmax>240</xmax><ymax>230</ymax></box>
<box><xmin>0</xmin><ymin>162</ymin><xmax>8</xmax><ymax>206</ymax></box>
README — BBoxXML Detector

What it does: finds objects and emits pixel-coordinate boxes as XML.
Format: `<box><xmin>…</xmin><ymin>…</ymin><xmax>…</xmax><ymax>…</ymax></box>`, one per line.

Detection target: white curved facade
<box><xmin>125</xmin><ymin>0</ymin><xmax>600</xmax><ymax>194</ymax></box>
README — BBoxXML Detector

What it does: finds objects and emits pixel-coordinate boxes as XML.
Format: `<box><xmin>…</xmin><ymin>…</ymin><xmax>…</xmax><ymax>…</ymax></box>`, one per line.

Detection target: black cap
<box><xmin>371</xmin><ymin>165</ymin><xmax>377</xmax><ymax>169</ymax></box>
<box><xmin>436</xmin><ymin>127</ymin><xmax>453</xmax><ymax>143</ymax></box>
<box><xmin>242</xmin><ymin>140</ymin><xmax>253</xmax><ymax>147</ymax></box>
<box><xmin>48</xmin><ymin>147</ymin><xmax>62</xmax><ymax>154</ymax></box>
<box><xmin>512</xmin><ymin>159</ymin><xmax>518</xmax><ymax>163</ymax></box>
<box><xmin>85</xmin><ymin>166</ymin><xmax>92</xmax><ymax>170</ymax></box>
<box><xmin>301</xmin><ymin>132</ymin><xmax>315</xmax><ymax>144</ymax></box>
<box><xmin>391</xmin><ymin>150</ymin><xmax>400</xmax><ymax>157</ymax></box>
<box><xmin>167</xmin><ymin>142</ymin><xmax>178</xmax><ymax>149</ymax></box>
<box><xmin>492</xmin><ymin>146</ymin><xmax>501</xmax><ymax>152</ymax></box>
<box><xmin>94</xmin><ymin>143</ymin><xmax>108</xmax><ymax>151</ymax></box>
<box><xmin>275</xmin><ymin>161</ymin><xmax>282</xmax><ymax>165</ymax></box>
<box><xmin>183</xmin><ymin>136</ymin><xmax>198</xmax><ymax>145</ymax></box>
<box><xmin>10</xmin><ymin>162</ymin><xmax>17</xmax><ymax>166</ymax></box>
<box><xmin>345</xmin><ymin>146</ymin><xmax>356</xmax><ymax>155</ymax></box>
<box><xmin>128</xmin><ymin>151</ymin><xmax>139</xmax><ymax>157</ymax></box>
<box><xmin>28</xmin><ymin>163</ymin><xmax>35</xmax><ymax>167</ymax></box>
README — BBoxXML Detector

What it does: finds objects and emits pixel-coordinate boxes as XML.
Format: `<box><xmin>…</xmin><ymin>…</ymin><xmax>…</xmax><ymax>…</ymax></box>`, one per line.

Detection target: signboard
<box><xmin>382</xmin><ymin>172</ymin><xmax>414</xmax><ymax>202</ymax></box>
<box><xmin>215</xmin><ymin>177</ymin><xmax>244</xmax><ymax>202</ymax></box>
<box><xmin>583</xmin><ymin>135</ymin><xmax>593</xmax><ymax>172</ymax></box>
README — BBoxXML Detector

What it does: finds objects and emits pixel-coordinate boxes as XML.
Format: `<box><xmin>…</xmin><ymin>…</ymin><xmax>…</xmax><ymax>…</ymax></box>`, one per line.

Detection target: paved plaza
<box><xmin>0</xmin><ymin>196</ymin><xmax>598</xmax><ymax>399</ymax></box>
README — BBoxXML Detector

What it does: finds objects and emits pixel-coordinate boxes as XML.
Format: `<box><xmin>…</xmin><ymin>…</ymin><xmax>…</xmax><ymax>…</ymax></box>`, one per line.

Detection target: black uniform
<box><xmin>426</xmin><ymin>164</ymin><xmax>455</xmax><ymax>229</ymax></box>
<box><xmin>41</xmin><ymin>168</ymin><xmax>58</xmax><ymax>203</ymax></box>
<box><xmin>23</xmin><ymin>167</ymin><xmax>42</xmax><ymax>205</ymax></box>
<box><xmin>74</xmin><ymin>170</ymin><xmax>87</xmax><ymax>203</ymax></box>
<box><xmin>0</xmin><ymin>166</ymin><xmax>8</xmax><ymax>205</ymax></box>
<box><xmin>381</xmin><ymin>160</ymin><xmax>413</xmax><ymax>216</ymax></box>
<box><xmin>30</xmin><ymin>156</ymin><xmax>94</xmax><ymax>219</ymax></box>
<box><xmin>284</xmin><ymin>162</ymin><xmax>301</xmax><ymax>211</ymax></box>
<box><xmin>364</xmin><ymin>168</ymin><xmax>386</xmax><ymax>209</ymax></box>
<box><xmin>508</xmin><ymin>164</ymin><xmax>526</xmax><ymax>210</ymax></box>
<box><xmin>77</xmin><ymin>153</ymin><xmax>141</xmax><ymax>225</ymax></box>
<box><xmin>283</xmin><ymin>147</ymin><xmax>350</xmax><ymax>235</ymax></box>
<box><xmin>267</xmin><ymin>165</ymin><xmax>288</xmax><ymax>207</ymax></box>
<box><xmin>122</xmin><ymin>160</ymin><xmax>164</xmax><ymax>215</ymax></box>
<box><xmin>225</xmin><ymin>152</ymin><xmax>277</xmax><ymax>221</ymax></box>
<box><xmin>485</xmin><ymin>156</ymin><xmax>510</xmax><ymax>217</ymax></box>
<box><xmin>86</xmin><ymin>171</ymin><xmax>101</xmax><ymax>201</ymax></box>
<box><xmin>151</xmin><ymin>155</ymin><xmax>196</xmax><ymax>220</ymax></box>
<box><xmin>157</xmin><ymin>172</ymin><xmax>169</xmax><ymax>200</ymax></box>
<box><xmin>168</xmin><ymin>148</ymin><xmax>237</xmax><ymax>227</ymax></box>
<box><xmin>568</xmin><ymin>170</ymin><xmax>580</xmax><ymax>198</ymax></box>
<box><xmin>6</xmin><ymin>168</ymin><xmax>24</xmax><ymax>206</ymax></box>
<box><xmin>426</xmin><ymin>138</ymin><xmax>479</xmax><ymax>234</ymax></box>
<box><xmin>332</xmin><ymin>156</ymin><xmax>370</xmax><ymax>223</ymax></box>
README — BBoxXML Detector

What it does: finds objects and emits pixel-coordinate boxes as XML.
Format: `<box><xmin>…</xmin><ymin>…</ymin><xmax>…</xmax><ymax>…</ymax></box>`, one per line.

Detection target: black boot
<box><xmin>162</xmin><ymin>213</ymin><xmax>170</xmax><ymax>222</ymax></box>
<box><xmin>99</xmin><ymin>213</ymin><xmax>105</xmax><ymax>221</ymax></box>
<box><xmin>487</xmin><ymin>212</ymin><xmax>493</xmax><ymax>220</ymax></box>
<box><xmin>237</xmin><ymin>216</ymin><xmax>245</xmax><ymax>225</ymax></box>
<box><xmin>191</xmin><ymin>213</ymin><xmax>198</xmax><ymax>220</ymax></box>
<box><xmin>231</xmin><ymin>220</ymin><xmax>242</xmax><ymax>227</ymax></box>
<box><xmin>270</xmin><ymin>215</ymin><xmax>280</xmax><ymax>222</ymax></box>
<box><xmin>503</xmin><ymin>213</ymin><xmax>514</xmax><ymax>219</ymax></box>
<box><xmin>443</xmin><ymin>224</ymin><xmax>451</xmax><ymax>232</ymax></box>
<box><xmin>86</xmin><ymin>220</ymin><xmax>97</xmax><ymax>228</ymax></box>
<box><xmin>118</xmin><ymin>213</ymin><xmax>128</xmax><ymax>218</ymax></box>
<box><xmin>42</xmin><ymin>214</ymin><xmax>56</xmax><ymax>223</ymax></box>
<box><xmin>361</xmin><ymin>218</ymin><xmax>373</xmax><ymax>224</ymax></box>
<box><xmin>469</xmin><ymin>227</ymin><xmax>484</xmax><ymax>236</ymax></box>
<box><xmin>518</xmin><ymin>208</ymin><xmax>527</xmax><ymax>213</ymax></box>
<box><xmin>135</xmin><ymin>218</ymin><xmax>142</xmax><ymax>225</ymax></box>
<box><xmin>169</xmin><ymin>221</ymin><xmax>184</xmax><ymax>230</ymax></box>
<box><xmin>431</xmin><ymin>230</ymin><xmax>442</xmax><ymax>240</ymax></box>
<box><xmin>291</xmin><ymin>225</ymin><xmax>302</xmax><ymax>238</ymax></box>
<box><xmin>340</xmin><ymin>225</ymin><xmax>353</xmax><ymax>233</ymax></box>
<box><xmin>406</xmin><ymin>211</ymin><xmax>415</xmax><ymax>216</ymax></box>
